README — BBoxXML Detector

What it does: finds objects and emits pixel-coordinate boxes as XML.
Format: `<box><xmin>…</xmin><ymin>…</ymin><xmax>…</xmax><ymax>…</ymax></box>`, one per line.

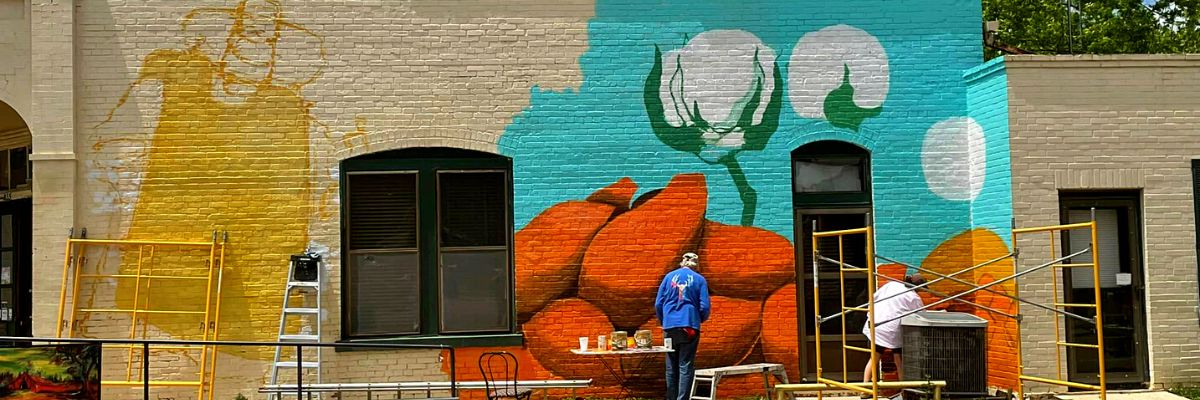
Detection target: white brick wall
<box><xmin>28</xmin><ymin>1</ymin><xmax>593</xmax><ymax>398</ymax></box>
<box><xmin>0</xmin><ymin>0</ymin><xmax>30</xmax><ymax>116</ymax></box>
<box><xmin>1008</xmin><ymin>54</ymin><xmax>1200</xmax><ymax>388</ymax></box>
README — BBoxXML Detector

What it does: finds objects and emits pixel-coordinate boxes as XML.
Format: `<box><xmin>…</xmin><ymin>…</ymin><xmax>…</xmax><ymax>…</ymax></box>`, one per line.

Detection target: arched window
<box><xmin>791</xmin><ymin>140</ymin><xmax>871</xmax><ymax>207</ymax></box>
<box><xmin>340</xmin><ymin>147</ymin><xmax>513</xmax><ymax>339</ymax></box>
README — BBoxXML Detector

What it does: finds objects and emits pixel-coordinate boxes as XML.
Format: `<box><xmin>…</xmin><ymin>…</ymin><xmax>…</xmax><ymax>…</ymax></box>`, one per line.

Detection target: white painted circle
<box><xmin>788</xmin><ymin>25</ymin><xmax>889</xmax><ymax>119</ymax></box>
<box><xmin>922</xmin><ymin>117</ymin><xmax>986</xmax><ymax>201</ymax></box>
<box><xmin>659</xmin><ymin>29</ymin><xmax>777</xmax><ymax>130</ymax></box>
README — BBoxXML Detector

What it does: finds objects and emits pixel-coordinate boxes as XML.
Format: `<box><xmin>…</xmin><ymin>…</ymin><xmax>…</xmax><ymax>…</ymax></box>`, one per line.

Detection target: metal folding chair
<box><xmin>479</xmin><ymin>351</ymin><xmax>532</xmax><ymax>400</ymax></box>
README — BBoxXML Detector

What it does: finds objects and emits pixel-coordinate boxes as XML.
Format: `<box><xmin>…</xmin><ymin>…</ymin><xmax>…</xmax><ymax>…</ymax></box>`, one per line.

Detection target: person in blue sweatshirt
<box><xmin>655</xmin><ymin>252</ymin><xmax>711</xmax><ymax>400</ymax></box>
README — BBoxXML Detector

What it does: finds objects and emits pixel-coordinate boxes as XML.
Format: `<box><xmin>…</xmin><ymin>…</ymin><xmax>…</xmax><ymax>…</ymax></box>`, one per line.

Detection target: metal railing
<box><xmin>0</xmin><ymin>335</ymin><xmax>457</xmax><ymax>400</ymax></box>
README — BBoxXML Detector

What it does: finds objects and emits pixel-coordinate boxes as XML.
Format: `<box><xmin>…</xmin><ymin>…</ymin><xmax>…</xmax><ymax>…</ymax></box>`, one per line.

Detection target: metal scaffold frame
<box><xmin>807</xmin><ymin>211</ymin><xmax>1107</xmax><ymax>400</ymax></box>
<box><xmin>811</xmin><ymin>224</ymin><xmax>883</xmax><ymax>400</ymax></box>
<box><xmin>1012</xmin><ymin>214</ymin><xmax>1108</xmax><ymax>400</ymax></box>
<box><xmin>56</xmin><ymin>229</ymin><xmax>228</xmax><ymax>400</ymax></box>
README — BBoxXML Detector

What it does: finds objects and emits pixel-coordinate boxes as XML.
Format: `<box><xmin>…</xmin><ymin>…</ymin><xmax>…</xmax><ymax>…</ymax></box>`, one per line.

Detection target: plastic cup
<box><xmin>598</xmin><ymin>335</ymin><xmax>606</xmax><ymax>350</ymax></box>
<box><xmin>579</xmin><ymin>337</ymin><xmax>588</xmax><ymax>351</ymax></box>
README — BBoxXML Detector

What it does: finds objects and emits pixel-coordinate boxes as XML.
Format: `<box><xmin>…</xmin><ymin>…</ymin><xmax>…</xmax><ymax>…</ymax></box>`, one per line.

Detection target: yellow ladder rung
<box><xmin>102</xmin><ymin>380</ymin><xmax>203</xmax><ymax>387</ymax></box>
<box><xmin>104</xmin><ymin>344</ymin><xmax>205</xmax><ymax>351</ymax></box>
<box><xmin>844</xmin><ymin>345</ymin><xmax>874</xmax><ymax>353</ymax></box>
<box><xmin>79</xmin><ymin>309</ymin><xmax>205</xmax><ymax>315</ymax></box>
<box><xmin>79</xmin><ymin>274</ymin><xmax>210</xmax><ymax>281</ymax></box>
<box><xmin>843</xmin><ymin>307</ymin><xmax>868</xmax><ymax>312</ymax></box>
<box><xmin>812</xmin><ymin>227</ymin><xmax>870</xmax><ymax>237</ymax></box>
<box><xmin>1019</xmin><ymin>375</ymin><xmax>1102</xmax><ymax>391</ymax></box>
<box><xmin>1056</xmin><ymin>341</ymin><xmax>1100</xmax><ymax>349</ymax></box>
<box><xmin>1054</xmin><ymin>303</ymin><xmax>1097</xmax><ymax>308</ymax></box>
<box><xmin>1053</xmin><ymin>263</ymin><xmax>1095</xmax><ymax>268</ymax></box>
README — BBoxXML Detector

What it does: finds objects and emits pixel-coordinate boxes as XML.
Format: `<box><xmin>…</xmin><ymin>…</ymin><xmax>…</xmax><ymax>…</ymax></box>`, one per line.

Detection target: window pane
<box><xmin>1066</xmin><ymin>209</ymin><xmax>1121</xmax><ymax>288</ymax></box>
<box><xmin>0</xmin><ymin>288</ymin><xmax>10</xmax><ymax>321</ymax></box>
<box><xmin>439</xmin><ymin>249</ymin><xmax>509</xmax><ymax>332</ymax></box>
<box><xmin>794</xmin><ymin>159</ymin><xmax>863</xmax><ymax>192</ymax></box>
<box><xmin>1</xmin><ymin>252</ymin><xmax>10</xmax><ymax>285</ymax></box>
<box><xmin>1</xmin><ymin>215</ymin><xmax>10</xmax><ymax>248</ymax></box>
<box><xmin>9</xmin><ymin>147</ymin><xmax>26</xmax><ymax>187</ymax></box>
<box><xmin>347</xmin><ymin>173</ymin><xmax>417</xmax><ymax>250</ymax></box>
<box><xmin>438</xmin><ymin>172</ymin><xmax>507</xmax><ymax>247</ymax></box>
<box><xmin>0</xmin><ymin>150</ymin><xmax>9</xmax><ymax>191</ymax></box>
<box><xmin>349</xmin><ymin>252</ymin><xmax>420</xmax><ymax>335</ymax></box>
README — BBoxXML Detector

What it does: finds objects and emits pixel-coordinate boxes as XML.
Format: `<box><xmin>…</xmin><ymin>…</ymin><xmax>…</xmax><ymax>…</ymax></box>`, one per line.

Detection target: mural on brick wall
<box><xmin>79</xmin><ymin>0</ymin><xmax>1017</xmax><ymax>395</ymax></box>
<box><xmin>90</xmin><ymin>0</ymin><xmax>325</xmax><ymax>356</ymax></box>
<box><xmin>644</xmin><ymin>30</ymin><xmax>782</xmax><ymax>226</ymax></box>
<box><xmin>459</xmin><ymin>0</ymin><xmax>1017</xmax><ymax>396</ymax></box>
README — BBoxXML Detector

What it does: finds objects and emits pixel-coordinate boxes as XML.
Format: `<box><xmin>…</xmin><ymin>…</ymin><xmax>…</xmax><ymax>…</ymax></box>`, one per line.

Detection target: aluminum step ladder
<box><xmin>269</xmin><ymin>252</ymin><xmax>323</xmax><ymax>399</ymax></box>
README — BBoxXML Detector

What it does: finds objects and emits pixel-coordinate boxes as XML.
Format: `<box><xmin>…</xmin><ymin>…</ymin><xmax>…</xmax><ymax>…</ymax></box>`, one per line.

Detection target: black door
<box><xmin>1059</xmin><ymin>192</ymin><xmax>1149</xmax><ymax>388</ymax></box>
<box><xmin>0</xmin><ymin>198</ymin><xmax>31</xmax><ymax>341</ymax></box>
<box><xmin>796</xmin><ymin>210</ymin><xmax>872</xmax><ymax>381</ymax></box>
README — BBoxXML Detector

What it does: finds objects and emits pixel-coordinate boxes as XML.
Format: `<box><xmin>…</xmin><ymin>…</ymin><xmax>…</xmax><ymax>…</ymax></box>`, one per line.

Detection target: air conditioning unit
<box><xmin>901</xmin><ymin>311</ymin><xmax>988</xmax><ymax>397</ymax></box>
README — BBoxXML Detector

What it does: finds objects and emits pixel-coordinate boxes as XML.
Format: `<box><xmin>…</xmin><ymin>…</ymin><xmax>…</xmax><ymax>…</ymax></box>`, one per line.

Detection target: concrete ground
<box><xmin>1054</xmin><ymin>390</ymin><xmax>1191</xmax><ymax>400</ymax></box>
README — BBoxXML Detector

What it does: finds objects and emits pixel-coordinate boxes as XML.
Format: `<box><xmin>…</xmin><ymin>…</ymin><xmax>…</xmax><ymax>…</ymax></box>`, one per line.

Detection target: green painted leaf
<box><xmin>644</xmin><ymin>46</ymin><xmax>704</xmax><ymax>155</ymax></box>
<box><xmin>824</xmin><ymin>64</ymin><xmax>882</xmax><ymax>132</ymax></box>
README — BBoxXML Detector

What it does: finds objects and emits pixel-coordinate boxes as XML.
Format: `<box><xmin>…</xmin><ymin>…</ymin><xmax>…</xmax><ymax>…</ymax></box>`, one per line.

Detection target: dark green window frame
<box><xmin>339</xmin><ymin>148</ymin><xmax>521</xmax><ymax>346</ymax></box>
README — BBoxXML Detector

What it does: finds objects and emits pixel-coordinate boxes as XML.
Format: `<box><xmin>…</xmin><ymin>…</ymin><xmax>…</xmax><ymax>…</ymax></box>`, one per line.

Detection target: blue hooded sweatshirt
<box><xmin>655</xmin><ymin>267</ymin><xmax>711</xmax><ymax>331</ymax></box>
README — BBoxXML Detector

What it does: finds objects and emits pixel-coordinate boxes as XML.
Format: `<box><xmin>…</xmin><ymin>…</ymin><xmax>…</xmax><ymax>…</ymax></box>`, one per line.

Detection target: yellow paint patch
<box><xmin>97</xmin><ymin>1</ymin><xmax>324</xmax><ymax>359</ymax></box>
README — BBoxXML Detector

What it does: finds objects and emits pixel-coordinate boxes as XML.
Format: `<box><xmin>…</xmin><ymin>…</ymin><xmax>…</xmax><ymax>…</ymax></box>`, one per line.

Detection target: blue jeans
<box><xmin>665</xmin><ymin>328</ymin><xmax>700</xmax><ymax>400</ymax></box>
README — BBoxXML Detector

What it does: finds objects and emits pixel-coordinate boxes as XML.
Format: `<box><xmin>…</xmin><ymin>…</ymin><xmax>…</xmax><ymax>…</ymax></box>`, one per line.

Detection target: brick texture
<box><xmin>8</xmin><ymin>0</ymin><xmax>1030</xmax><ymax>398</ymax></box>
<box><xmin>1008</xmin><ymin>55</ymin><xmax>1200</xmax><ymax>388</ymax></box>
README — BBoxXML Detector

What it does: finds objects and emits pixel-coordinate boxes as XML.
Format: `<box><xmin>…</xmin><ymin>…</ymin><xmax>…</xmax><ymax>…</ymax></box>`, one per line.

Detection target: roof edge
<box><xmin>1004</xmin><ymin>54</ymin><xmax>1200</xmax><ymax>68</ymax></box>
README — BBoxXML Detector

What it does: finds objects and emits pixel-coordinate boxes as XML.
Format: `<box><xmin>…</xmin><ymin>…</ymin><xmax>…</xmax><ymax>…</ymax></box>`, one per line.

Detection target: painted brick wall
<box><xmin>20</xmin><ymin>0</ymin><xmax>1018</xmax><ymax>398</ymax></box>
<box><xmin>69</xmin><ymin>1</ymin><xmax>592</xmax><ymax>398</ymax></box>
<box><xmin>1008</xmin><ymin>55</ymin><xmax>1200</xmax><ymax>388</ymax></box>
<box><xmin>964</xmin><ymin>58</ymin><xmax>1019</xmax><ymax>390</ymax></box>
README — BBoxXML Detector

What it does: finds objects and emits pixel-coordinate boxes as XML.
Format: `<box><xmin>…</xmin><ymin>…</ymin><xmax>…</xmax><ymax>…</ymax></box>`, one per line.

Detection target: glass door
<box><xmin>0</xmin><ymin>198</ymin><xmax>30</xmax><ymax>344</ymax></box>
<box><xmin>1060</xmin><ymin>192</ymin><xmax>1149</xmax><ymax>387</ymax></box>
<box><xmin>796</xmin><ymin>210</ymin><xmax>872</xmax><ymax>381</ymax></box>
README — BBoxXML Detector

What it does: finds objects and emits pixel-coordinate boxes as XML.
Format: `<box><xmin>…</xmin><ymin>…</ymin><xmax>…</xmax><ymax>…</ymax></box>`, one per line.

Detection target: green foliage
<box><xmin>984</xmin><ymin>0</ymin><xmax>1200</xmax><ymax>58</ymax></box>
<box><xmin>1169</xmin><ymin>386</ymin><xmax>1200</xmax><ymax>400</ymax></box>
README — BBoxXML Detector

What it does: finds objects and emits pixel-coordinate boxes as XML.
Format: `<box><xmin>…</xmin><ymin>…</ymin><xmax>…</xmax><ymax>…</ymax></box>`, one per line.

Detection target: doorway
<box><xmin>0</xmin><ymin>101</ymin><xmax>31</xmax><ymax>343</ymax></box>
<box><xmin>1059</xmin><ymin>191</ymin><xmax>1149</xmax><ymax>387</ymax></box>
<box><xmin>791</xmin><ymin>141</ymin><xmax>872</xmax><ymax>381</ymax></box>
<box><xmin>0</xmin><ymin>198</ymin><xmax>30</xmax><ymax>340</ymax></box>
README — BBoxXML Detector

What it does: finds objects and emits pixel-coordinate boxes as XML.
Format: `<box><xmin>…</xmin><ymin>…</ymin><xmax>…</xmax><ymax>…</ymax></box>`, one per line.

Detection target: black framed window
<box><xmin>792</xmin><ymin>141</ymin><xmax>871</xmax><ymax>207</ymax></box>
<box><xmin>341</xmin><ymin>148</ymin><xmax>513</xmax><ymax>339</ymax></box>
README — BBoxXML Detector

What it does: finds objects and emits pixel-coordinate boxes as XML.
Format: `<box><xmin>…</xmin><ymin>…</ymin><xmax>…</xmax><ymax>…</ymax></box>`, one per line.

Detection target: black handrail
<box><xmin>0</xmin><ymin>335</ymin><xmax>458</xmax><ymax>400</ymax></box>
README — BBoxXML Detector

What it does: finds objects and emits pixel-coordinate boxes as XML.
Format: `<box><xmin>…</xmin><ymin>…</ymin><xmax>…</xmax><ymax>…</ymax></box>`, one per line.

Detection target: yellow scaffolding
<box><xmin>811</xmin><ymin>225</ymin><xmax>880</xmax><ymax>399</ymax></box>
<box><xmin>1013</xmin><ymin>218</ymin><xmax>1107</xmax><ymax>400</ymax></box>
<box><xmin>807</xmin><ymin>215</ymin><xmax>1107</xmax><ymax>400</ymax></box>
<box><xmin>56</xmin><ymin>230</ymin><xmax>228</xmax><ymax>400</ymax></box>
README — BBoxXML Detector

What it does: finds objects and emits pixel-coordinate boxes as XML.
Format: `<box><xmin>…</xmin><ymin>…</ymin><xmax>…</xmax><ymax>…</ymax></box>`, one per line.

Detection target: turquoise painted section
<box><xmin>965</xmin><ymin>58</ymin><xmax>1013</xmax><ymax>246</ymax></box>
<box><xmin>500</xmin><ymin>0</ymin><xmax>1011</xmax><ymax>265</ymax></box>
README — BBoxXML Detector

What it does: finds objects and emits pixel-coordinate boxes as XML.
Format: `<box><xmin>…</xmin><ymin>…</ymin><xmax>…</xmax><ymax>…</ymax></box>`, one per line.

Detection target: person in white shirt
<box><xmin>862</xmin><ymin>274</ymin><xmax>927</xmax><ymax>383</ymax></box>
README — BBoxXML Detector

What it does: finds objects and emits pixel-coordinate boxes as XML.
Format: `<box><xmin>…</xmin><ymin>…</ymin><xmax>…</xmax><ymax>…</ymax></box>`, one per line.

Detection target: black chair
<box><xmin>478</xmin><ymin>351</ymin><xmax>532</xmax><ymax>400</ymax></box>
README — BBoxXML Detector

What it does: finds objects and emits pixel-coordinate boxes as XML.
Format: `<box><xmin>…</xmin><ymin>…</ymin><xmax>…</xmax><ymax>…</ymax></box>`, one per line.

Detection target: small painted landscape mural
<box><xmin>0</xmin><ymin>345</ymin><xmax>99</xmax><ymax>400</ymax></box>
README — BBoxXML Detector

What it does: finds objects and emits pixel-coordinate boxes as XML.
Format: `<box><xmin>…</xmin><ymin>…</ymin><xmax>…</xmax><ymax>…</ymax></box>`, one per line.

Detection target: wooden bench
<box><xmin>772</xmin><ymin>380</ymin><xmax>947</xmax><ymax>400</ymax></box>
<box><xmin>259</xmin><ymin>379</ymin><xmax>591</xmax><ymax>400</ymax></box>
<box><xmin>690</xmin><ymin>363</ymin><xmax>790</xmax><ymax>400</ymax></box>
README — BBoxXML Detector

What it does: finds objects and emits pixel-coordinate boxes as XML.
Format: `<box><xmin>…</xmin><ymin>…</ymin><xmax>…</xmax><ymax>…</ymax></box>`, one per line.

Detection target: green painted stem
<box><xmin>720</xmin><ymin>155</ymin><xmax>757</xmax><ymax>226</ymax></box>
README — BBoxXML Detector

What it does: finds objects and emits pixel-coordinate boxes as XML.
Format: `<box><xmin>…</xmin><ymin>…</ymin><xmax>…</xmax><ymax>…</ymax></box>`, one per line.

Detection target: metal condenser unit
<box><xmin>901</xmin><ymin>311</ymin><xmax>988</xmax><ymax>397</ymax></box>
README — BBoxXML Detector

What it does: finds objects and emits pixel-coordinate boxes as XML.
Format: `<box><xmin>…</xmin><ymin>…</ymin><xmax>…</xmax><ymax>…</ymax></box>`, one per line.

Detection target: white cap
<box><xmin>680</xmin><ymin>252</ymin><xmax>698</xmax><ymax>267</ymax></box>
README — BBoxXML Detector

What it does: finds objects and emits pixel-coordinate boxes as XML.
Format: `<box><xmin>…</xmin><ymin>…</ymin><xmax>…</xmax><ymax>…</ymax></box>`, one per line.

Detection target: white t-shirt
<box><xmin>861</xmin><ymin>281</ymin><xmax>923</xmax><ymax>349</ymax></box>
